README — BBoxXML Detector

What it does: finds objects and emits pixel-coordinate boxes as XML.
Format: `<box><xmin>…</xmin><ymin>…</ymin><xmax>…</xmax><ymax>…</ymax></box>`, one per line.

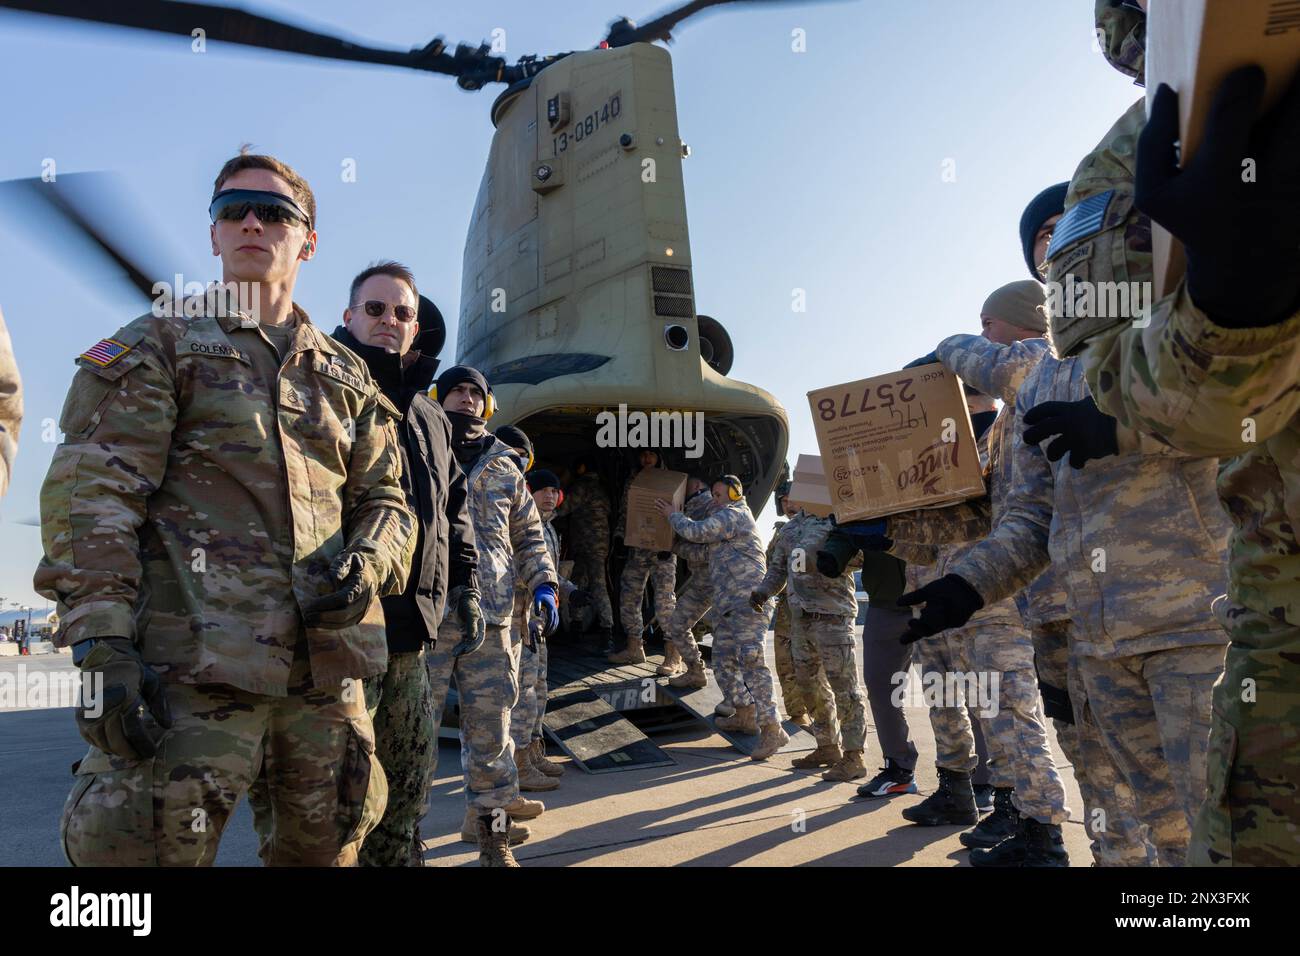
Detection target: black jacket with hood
<box><xmin>332</xmin><ymin>324</ymin><xmax>478</xmax><ymax>652</ymax></box>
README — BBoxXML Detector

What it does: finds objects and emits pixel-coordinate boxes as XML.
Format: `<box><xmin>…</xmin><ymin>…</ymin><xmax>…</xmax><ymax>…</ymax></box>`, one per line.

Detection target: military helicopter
<box><xmin>1</xmin><ymin>0</ymin><xmax>811</xmax><ymax>528</ymax></box>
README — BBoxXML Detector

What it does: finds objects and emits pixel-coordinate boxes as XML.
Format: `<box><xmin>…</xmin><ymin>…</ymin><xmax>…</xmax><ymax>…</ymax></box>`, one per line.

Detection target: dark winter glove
<box><xmin>896</xmin><ymin>574</ymin><xmax>985</xmax><ymax>644</ymax></box>
<box><xmin>749</xmin><ymin>589</ymin><xmax>770</xmax><ymax>613</ymax></box>
<box><xmin>73</xmin><ymin>637</ymin><xmax>173</xmax><ymax>760</ymax></box>
<box><xmin>837</xmin><ymin>519</ymin><xmax>892</xmax><ymax>553</ymax></box>
<box><xmin>1137</xmin><ymin>66</ymin><xmax>1300</xmax><ymax>328</ymax></box>
<box><xmin>1022</xmin><ymin>396</ymin><xmax>1119</xmax><ymax>469</ymax></box>
<box><xmin>533</xmin><ymin>584</ymin><xmax>560</xmax><ymax>637</ymax></box>
<box><xmin>449</xmin><ymin>586</ymin><xmax>486</xmax><ymax>658</ymax></box>
<box><xmin>904</xmin><ymin>350</ymin><xmax>940</xmax><ymax>369</ymax></box>
<box><xmin>568</xmin><ymin>589</ymin><xmax>592</xmax><ymax>612</ymax></box>
<box><xmin>655</xmin><ymin>551</ymin><xmax>673</xmax><ymax>561</ymax></box>
<box><xmin>301</xmin><ymin>548</ymin><xmax>380</xmax><ymax>629</ymax></box>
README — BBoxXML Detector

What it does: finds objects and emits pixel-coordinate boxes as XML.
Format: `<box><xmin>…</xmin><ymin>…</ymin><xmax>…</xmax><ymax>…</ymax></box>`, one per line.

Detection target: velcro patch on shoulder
<box><xmin>1046</xmin><ymin>189</ymin><xmax>1116</xmax><ymax>259</ymax></box>
<box><xmin>79</xmin><ymin>337</ymin><xmax>133</xmax><ymax>368</ymax></box>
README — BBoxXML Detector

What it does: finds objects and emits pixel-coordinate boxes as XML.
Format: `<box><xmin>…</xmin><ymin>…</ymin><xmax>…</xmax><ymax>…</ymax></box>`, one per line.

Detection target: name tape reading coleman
<box><xmin>807</xmin><ymin>363</ymin><xmax>985</xmax><ymax>523</ymax></box>
<box><xmin>1148</xmin><ymin>0</ymin><xmax>1300</xmax><ymax>297</ymax></box>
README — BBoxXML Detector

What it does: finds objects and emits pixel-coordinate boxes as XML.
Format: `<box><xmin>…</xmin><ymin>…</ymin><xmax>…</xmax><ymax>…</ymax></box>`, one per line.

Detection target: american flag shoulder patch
<box><xmin>1045</xmin><ymin>189</ymin><xmax>1116</xmax><ymax>260</ymax></box>
<box><xmin>79</xmin><ymin>338</ymin><xmax>132</xmax><ymax>368</ymax></box>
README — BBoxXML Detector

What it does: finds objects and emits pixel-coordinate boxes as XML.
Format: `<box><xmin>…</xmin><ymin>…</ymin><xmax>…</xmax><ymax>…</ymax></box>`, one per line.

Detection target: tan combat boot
<box><xmin>668</xmin><ymin>657</ymin><xmax>707</xmax><ymax>689</ymax></box>
<box><xmin>460</xmin><ymin>806</ymin><xmax>530</xmax><ymax>845</ymax></box>
<box><xmin>515</xmin><ymin>746</ymin><xmax>559</xmax><ymax>792</ymax></box>
<box><xmin>656</xmin><ymin>642</ymin><xmax>684</xmax><ymax>676</ymax></box>
<box><xmin>823</xmin><ymin>749</ymin><xmax>867</xmax><ymax>782</ymax></box>
<box><xmin>750</xmin><ymin>721</ymin><xmax>791</xmax><ymax>761</ymax></box>
<box><xmin>607</xmin><ymin>635</ymin><xmax>646</xmax><ymax>665</ymax></box>
<box><xmin>791</xmin><ymin>743</ymin><xmax>843</xmax><ymax>769</ymax></box>
<box><xmin>530</xmin><ymin>738</ymin><xmax>564</xmax><ymax>778</ymax></box>
<box><xmin>715</xmin><ymin>704</ymin><xmax>759</xmax><ymax>735</ymax></box>
<box><xmin>504</xmin><ymin>795</ymin><xmax>546</xmax><ymax>820</ymax></box>
<box><xmin>790</xmin><ymin>713</ymin><xmax>814</xmax><ymax>729</ymax></box>
<box><xmin>477</xmin><ymin>813</ymin><xmax>520</xmax><ymax>867</ymax></box>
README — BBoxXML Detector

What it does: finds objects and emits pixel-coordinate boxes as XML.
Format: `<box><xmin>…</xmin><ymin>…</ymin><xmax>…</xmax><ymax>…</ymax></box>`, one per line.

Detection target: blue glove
<box><xmin>533</xmin><ymin>584</ymin><xmax>560</xmax><ymax>637</ymax></box>
<box><xmin>903</xmin><ymin>351</ymin><xmax>940</xmax><ymax>369</ymax></box>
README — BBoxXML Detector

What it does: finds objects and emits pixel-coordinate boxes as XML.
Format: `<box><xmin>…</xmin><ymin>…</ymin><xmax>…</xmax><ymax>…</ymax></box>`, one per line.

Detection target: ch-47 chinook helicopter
<box><xmin>2</xmin><ymin>0</ymin><xmax>825</xmax><ymax>518</ymax></box>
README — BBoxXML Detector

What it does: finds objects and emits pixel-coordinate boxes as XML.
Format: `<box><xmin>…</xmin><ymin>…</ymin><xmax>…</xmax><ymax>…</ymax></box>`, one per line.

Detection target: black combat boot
<box><xmin>960</xmin><ymin>786</ymin><xmax>1018</xmax><ymax>848</ymax></box>
<box><xmin>901</xmin><ymin>766</ymin><xmax>979</xmax><ymax>826</ymax></box>
<box><xmin>970</xmin><ymin>816</ymin><xmax>1069</xmax><ymax>867</ymax></box>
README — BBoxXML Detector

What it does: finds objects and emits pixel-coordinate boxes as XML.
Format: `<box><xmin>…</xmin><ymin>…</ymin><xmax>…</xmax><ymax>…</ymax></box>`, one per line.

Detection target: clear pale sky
<box><xmin>0</xmin><ymin>0</ymin><xmax>1142</xmax><ymax>616</ymax></box>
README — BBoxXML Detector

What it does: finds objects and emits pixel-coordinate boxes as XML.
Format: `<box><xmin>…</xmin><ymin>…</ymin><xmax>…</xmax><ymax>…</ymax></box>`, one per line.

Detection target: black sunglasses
<box><xmin>209</xmin><ymin>189</ymin><xmax>310</xmax><ymax>228</ymax></box>
<box><xmin>355</xmin><ymin>299</ymin><xmax>418</xmax><ymax>323</ymax></box>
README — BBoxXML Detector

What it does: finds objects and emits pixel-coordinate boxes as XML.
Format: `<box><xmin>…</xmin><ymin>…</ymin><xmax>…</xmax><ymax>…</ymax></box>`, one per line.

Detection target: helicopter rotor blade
<box><xmin>607</xmin><ymin>0</ymin><xmax>850</xmax><ymax>47</ymax></box>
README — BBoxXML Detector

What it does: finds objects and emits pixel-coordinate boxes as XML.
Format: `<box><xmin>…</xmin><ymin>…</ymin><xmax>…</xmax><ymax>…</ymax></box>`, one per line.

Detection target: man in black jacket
<box><xmin>333</xmin><ymin>261</ymin><xmax>483</xmax><ymax>867</ymax></box>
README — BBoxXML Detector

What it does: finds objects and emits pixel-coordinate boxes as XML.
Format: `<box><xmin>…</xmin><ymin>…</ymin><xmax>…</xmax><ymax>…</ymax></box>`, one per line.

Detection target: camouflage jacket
<box><xmin>467</xmin><ymin>440</ymin><xmax>557</xmax><ymax>625</ymax></box>
<box><xmin>759</xmin><ymin>511</ymin><xmax>857</xmax><ymax>618</ymax></box>
<box><xmin>929</xmin><ymin>334</ymin><xmax>1070</xmax><ymax>628</ymax></box>
<box><xmin>668</xmin><ymin>496</ymin><xmax>766</xmax><ymax>616</ymax></box>
<box><xmin>765</xmin><ymin>520</ymin><xmax>791</xmax><ymax>631</ymax></box>
<box><xmin>35</xmin><ymin>305</ymin><xmax>414</xmax><ymax>696</ymax></box>
<box><xmin>947</xmin><ymin>352</ymin><xmax>1231</xmax><ymax>658</ymax></box>
<box><xmin>556</xmin><ymin>471</ymin><xmax>610</xmax><ymax>552</ymax></box>
<box><xmin>672</xmin><ymin>490</ymin><xmax>714</xmax><ymax>569</ymax></box>
<box><xmin>0</xmin><ymin>308</ymin><xmax>20</xmax><ymax>498</ymax></box>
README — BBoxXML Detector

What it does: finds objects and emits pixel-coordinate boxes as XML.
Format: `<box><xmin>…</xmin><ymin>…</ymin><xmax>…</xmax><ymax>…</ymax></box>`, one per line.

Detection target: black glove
<box><xmin>904</xmin><ymin>350</ymin><xmax>940</xmax><ymax>369</ymax></box>
<box><xmin>450</xmin><ymin>586</ymin><xmax>486</xmax><ymax>657</ymax></box>
<box><xmin>302</xmin><ymin>549</ymin><xmax>380</xmax><ymax>629</ymax></box>
<box><xmin>896</xmin><ymin>574</ymin><xmax>984</xmax><ymax>644</ymax></box>
<box><xmin>568</xmin><ymin>589</ymin><xmax>592</xmax><ymax>611</ymax></box>
<box><xmin>74</xmin><ymin>637</ymin><xmax>173</xmax><ymax>759</ymax></box>
<box><xmin>816</xmin><ymin>549</ymin><xmax>845</xmax><ymax>577</ymax></box>
<box><xmin>655</xmin><ymin>551</ymin><xmax>672</xmax><ymax>561</ymax></box>
<box><xmin>1022</xmin><ymin>396</ymin><xmax>1119</xmax><ymax>469</ymax></box>
<box><xmin>748</xmin><ymin>589</ymin><xmax>770</xmax><ymax>613</ymax></box>
<box><xmin>1137</xmin><ymin>66</ymin><xmax>1300</xmax><ymax>328</ymax></box>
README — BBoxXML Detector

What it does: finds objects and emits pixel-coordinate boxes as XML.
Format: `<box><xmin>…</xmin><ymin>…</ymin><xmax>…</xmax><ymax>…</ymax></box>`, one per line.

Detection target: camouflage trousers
<box><xmin>426</xmin><ymin>620</ymin><xmax>520</xmax><ymax>813</ymax></box>
<box><xmin>357</xmin><ymin>648</ymin><xmax>435</xmax><ymax>867</ymax></box>
<box><xmin>1077</xmin><ymin>641</ymin><xmax>1225</xmax><ymax>867</ymax></box>
<box><xmin>712</xmin><ymin>606</ymin><xmax>780</xmax><ymax>726</ymax></box>
<box><xmin>570</xmin><ymin>545</ymin><xmax>614</xmax><ymax>629</ymax></box>
<box><xmin>789</xmin><ymin>610</ymin><xmax>867</xmax><ymax>752</ymax></box>
<box><xmin>620</xmin><ymin>547</ymin><xmax>677</xmax><ymax>638</ymax></box>
<box><xmin>773</xmin><ymin>601</ymin><xmax>810</xmax><ymax>719</ymax></box>
<box><xmin>510</xmin><ymin>637</ymin><xmax>549</xmax><ymax>748</ymax></box>
<box><xmin>664</xmin><ymin>566</ymin><xmax>712</xmax><ymax>665</ymax></box>
<box><xmin>1035</xmin><ymin>621</ymin><xmax>1154</xmax><ymax>866</ymax></box>
<box><xmin>965</xmin><ymin>622</ymin><xmax>1069</xmax><ymax>826</ymax></box>
<box><xmin>64</xmin><ymin>644</ymin><xmax>386</xmax><ymax>867</ymax></box>
<box><xmin>912</xmin><ymin>626</ymin><xmax>980</xmax><ymax>775</ymax></box>
<box><xmin>1192</xmin><ymin>606</ymin><xmax>1300</xmax><ymax>866</ymax></box>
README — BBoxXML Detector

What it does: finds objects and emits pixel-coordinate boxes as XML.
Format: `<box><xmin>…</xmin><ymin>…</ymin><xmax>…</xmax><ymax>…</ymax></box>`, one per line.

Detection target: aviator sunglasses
<box><xmin>354</xmin><ymin>300</ymin><xmax>418</xmax><ymax>323</ymax></box>
<box><xmin>209</xmin><ymin>188</ymin><xmax>311</xmax><ymax>228</ymax></box>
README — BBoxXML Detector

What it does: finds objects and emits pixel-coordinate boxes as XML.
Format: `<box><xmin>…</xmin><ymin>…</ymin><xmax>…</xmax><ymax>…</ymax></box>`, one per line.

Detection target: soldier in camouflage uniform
<box><xmin>1027</xmin><ymin>0</ymin><xmax>1300</xmax><ymax>865</ymax></box>
<box><xmin>754</xmin><ymin>508</ymin><xmax>866</xmax><ymax>781</ymax></box>
<box><xmin>661</xmin><ymin>477</ymin><xmax>716</xmax><ymax>686</ymax></box>
<box><xmin>612</xmin><ymin>449</ymin><xmax>677</xmax><ymax>664</ymax></box>
<box><xmin>425</xmin><ymin>366</ymin><xmax>557</xmax><ymax>867</ymax></box>
<box><xmin>768</xmin><ymin>486</ymin><xmax>819</xmax><ymax>724</ymax></box>
<box><xmin>39</xmin><ymin>155</ymin><xmax>414</xmax><ymax>866</ymax></box>
<box><xmin>0</xmin><ymin>307</ymin><xmax>20</xmax><ymax>499</ymax></box>
<box><xmin>659</xmin><ymin>477</ymin><xmax>788</xmax><ymax>759</ymax></box>
<box><xmin>556</xmin><ymin>456</ymin><xmax>614</xmax><ymax>643</ymax></box>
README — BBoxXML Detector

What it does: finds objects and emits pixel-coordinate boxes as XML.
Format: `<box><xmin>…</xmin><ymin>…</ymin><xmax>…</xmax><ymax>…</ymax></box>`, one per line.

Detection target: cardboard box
<box><xmin>807</xmin><ymin>364</ymin><xmax>985</xmax><ymax>522</ymax></box>
<box><xmin>1148</xmin><ymin>0</ymin><xmax>1300</xmax><ymax>297</ymax></box>
<box><xmin>624</xmin><ymin>468</ymin><xmax>687</xmax><ymax>552</ymax></box>
<box><xmin>787</xmin><ymin>454</ymin><xmax>835</xmax><ymax>518</ymax></box>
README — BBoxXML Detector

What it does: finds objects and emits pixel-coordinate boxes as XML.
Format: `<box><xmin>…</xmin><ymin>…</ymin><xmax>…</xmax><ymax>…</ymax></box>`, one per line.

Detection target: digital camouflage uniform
<box><xmin>668</xmin><ymin>496</ymin><xmax>779</xmax><ymax>726</ymax></box>
<box><xmin>765</xmin><ymin>520</ymin><xmax>813</xmax><ymax>720</ymax></box>
<box><xmin>910</xmin><ymin>347</ymin><xmax>1230</xmax><ymax>866</ymax></box>
<box><xmin>556</xmin><ymin>471</ymin><xmax>614</xmax><ymax>629</ymax></box>
<box><xmin>426</xmin><ymin>440</ymin><xmax>556</xmax><ymax>813</ymax></box>
<box><xmin>759</xmin><ymin>512</ymin><xmax>865</xmax><ymax>751</ymax></box>
<box><xmin>40</xmin><ymin>304</ymin><xmax>414</xmax><ymax>866</ymax></box>
<box><xmin>663</xmin><ymin>489</ymin><xmax>717</xmax><ymax>667</ymax></box>
<box><xmin>0</xmin><ymin>308</ymin><xmax>20</xmax><ymax>498</ymax></box>
<box><xmin>617</xmin><ymin>471</ymin><xmax>677</xmax><ymax>638</ymax></box>
<box><xmin>1051</xmin><ymin>0</ymin><xmax>1300</xmax><ymax>866</ymax></box>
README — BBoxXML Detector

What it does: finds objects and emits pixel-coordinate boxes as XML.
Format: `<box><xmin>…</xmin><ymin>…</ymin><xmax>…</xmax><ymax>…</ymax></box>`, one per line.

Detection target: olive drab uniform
<box><xmin>663</xmin><ymin>489</ymin><xmax>718</xmax><ymax>667</ymax></box>
<box><xmin>425</xmin><ymin>439</ymin><xmax>556</xmax><ymax>814</ymax></box>
<box><xmin>39</xmin><ymin>304</ymin><xmax>415</xmax><ymax>866</ymax></box>
<box><xmin>0</xmin><ymin>308</ymin><xmax>20</xmax><ymax>498</ymax></box>
<box><xmin>758</xmin><ymin>512</ymin><xmax>866</xmax><ymax>752</ymax></box>
<box><xmin>1057</xmin><ymin>0</ymin><xmax>1300</xmax><ymax>866</ymax></box>
<box><xmin>617</xmin><ymin>470</ymin><xmax>677</xmax><ymax>640</ymax></box>
<box><xmin>556</xmin><ymin>471</ymin><xmax>614</xmax><ymax>630</ymax></box>
<box><xmin>765</xmin><ymin>520</ymin><xmax>817</xmax><ymax>720</ymax></box>
<box><xmin>668</xmin><ymin>496</ymin><xmax>780</xmax><ymax>727</ymax></box>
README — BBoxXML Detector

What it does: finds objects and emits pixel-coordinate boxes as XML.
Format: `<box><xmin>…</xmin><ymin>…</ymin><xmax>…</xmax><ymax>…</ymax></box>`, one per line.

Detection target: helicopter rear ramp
<box><xmin>657</xmin><ymin>679</ymin><xmax>818</xmax><ymax>757</ymax></box>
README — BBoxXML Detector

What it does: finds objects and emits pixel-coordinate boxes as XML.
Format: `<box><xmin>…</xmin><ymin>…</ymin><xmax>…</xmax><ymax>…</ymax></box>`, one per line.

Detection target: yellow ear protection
<box><xmin>429</xmin><ymin>384</ymin><xmax>496</xmax><ymax>419</ymax></box>
<box><xmin>720</xmin><ymin>474</ymin><xmax>743</xmax><ymax>501</ymax></box>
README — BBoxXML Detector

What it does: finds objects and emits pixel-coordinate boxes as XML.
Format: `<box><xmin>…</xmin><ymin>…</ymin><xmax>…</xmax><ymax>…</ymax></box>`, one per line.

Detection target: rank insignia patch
<box><xmin>80</xmin><ymin>338</ymin><xmax>132</xmax><ymax>367</ymax></box>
